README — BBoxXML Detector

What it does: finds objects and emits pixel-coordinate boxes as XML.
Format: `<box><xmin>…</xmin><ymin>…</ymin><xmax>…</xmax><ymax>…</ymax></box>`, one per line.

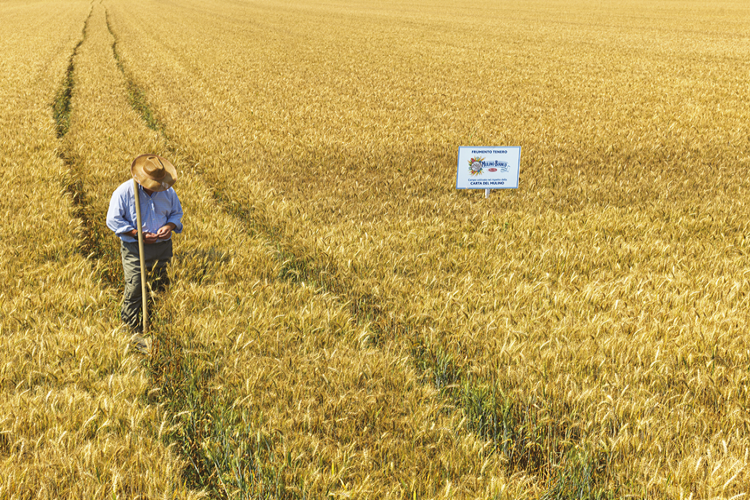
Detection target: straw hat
<box><xmin>131</xmin><ymin>154</ymin><xmax>177</xmax><ymax>192</ymax></box>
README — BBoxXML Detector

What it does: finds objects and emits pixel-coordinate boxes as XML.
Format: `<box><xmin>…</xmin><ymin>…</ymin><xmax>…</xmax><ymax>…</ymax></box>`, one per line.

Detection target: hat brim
<box><xmin>131</xmin><ymin>154</ymin><xmax>177</xmax><ymax>192</ymax></box>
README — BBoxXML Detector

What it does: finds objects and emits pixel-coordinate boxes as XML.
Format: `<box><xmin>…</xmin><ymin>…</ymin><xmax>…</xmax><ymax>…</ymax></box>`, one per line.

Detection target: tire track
<box><xmin>52</xmin><ymin>6</ymin><xmax>90</xmax><ymax>140</ymax></box>
<box><xmin>55</xmin><ymin>4</ymin><xmax>110</xmax><ymax>269</ymax></box>
<box><xmin>52</xmin><ymin>5</ymin><xmax>243</xmax><ymax>497</ymax></box>
<box><xmin>198</xmin><ymin>167</ymin><xmax>616</xmax><ymax>493</ymax></box>
<box><xmin>41</xmin><ymin>4</ymin><xmax>198</xmax><ymax>497</ymax></box>
<box><xmin>102</xmin><ymin>9</ymin><xmax>295</xmax><ymax>498</ymax></box>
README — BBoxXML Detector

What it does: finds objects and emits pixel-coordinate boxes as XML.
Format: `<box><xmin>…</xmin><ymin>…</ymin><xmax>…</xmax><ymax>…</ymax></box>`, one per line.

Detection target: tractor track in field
<box><xmin>55</xmin><ymin>4</ymin><xmax>111</xmax><ymax>269</ymax></box>
<box><xmin>104</xmin><ymin>9</ymin><xmax>295</xmax><ymax>498</ymax></box>
<box><xmin>52</xmin><ymin>5</ymin><xmax>90</xmax><ymax>140</ymax></box>
<box><xmin>54</xmin><ymin>6</ymin><xmax>262</xmax><ymax>497</ymax></box>
<box><xmin>103</xmin><ymin>8</ymin><xmax>619</xmax><ymax>497</ymax></box>
<box><xmin>192</xmin><ymin>169</ymin><xmax>619</xmax><ymax>493</ymax></box>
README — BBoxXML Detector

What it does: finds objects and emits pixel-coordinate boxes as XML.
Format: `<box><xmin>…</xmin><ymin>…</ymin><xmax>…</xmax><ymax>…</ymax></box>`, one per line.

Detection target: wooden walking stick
<box><xmin>133</xmin><ymin>178</ymin><xmax>148</xmax><ymax>334</ymax></box>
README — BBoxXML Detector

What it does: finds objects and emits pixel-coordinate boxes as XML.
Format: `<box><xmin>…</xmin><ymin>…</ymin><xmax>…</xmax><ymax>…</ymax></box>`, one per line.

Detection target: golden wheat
<box><xmin>3</xmin><ymin>0</ymin><xmax>750</xmax><ymax>497</ymax></box>
<box><xmin>0</xmin><ymin>2</ymin><xmax>195</xmax><ymax>498</ymax></box>
<box><xmin>106</xmin><ymin>0</ymin><xmax>750</xmax><ymax>496</ymax></box>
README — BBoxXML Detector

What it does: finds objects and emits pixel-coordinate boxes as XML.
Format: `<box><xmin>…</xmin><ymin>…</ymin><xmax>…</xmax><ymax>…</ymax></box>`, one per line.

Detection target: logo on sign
<box><xmin>469</xmin><ymin>157</ymin><xmax>485</xmax><ymax>176</ymax></box>
<box><xmin>488</xmin><ymin>168</ymin><xmax>497</xmax><ymax>172</ymax></box>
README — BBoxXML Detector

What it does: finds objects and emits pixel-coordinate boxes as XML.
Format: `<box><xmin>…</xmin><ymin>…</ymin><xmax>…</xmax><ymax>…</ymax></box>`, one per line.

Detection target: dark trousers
<box><xmin>121</xmin><ymin>239</ymin><xmax>173</xmax><ymax>331</ymax></box>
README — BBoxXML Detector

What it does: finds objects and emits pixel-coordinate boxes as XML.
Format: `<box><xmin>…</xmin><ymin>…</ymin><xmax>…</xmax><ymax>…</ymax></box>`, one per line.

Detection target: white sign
<box><xmin>456</xmin><ymin>146</ymin><xmax>521</xmax><ymax>190</ymax></box>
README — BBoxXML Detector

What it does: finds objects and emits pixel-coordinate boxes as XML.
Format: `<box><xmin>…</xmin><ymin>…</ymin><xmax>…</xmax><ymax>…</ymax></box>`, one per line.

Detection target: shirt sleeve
<box><xmin>106</xmin><ymin>184</ymin><xmax>135</xmax><ymax>236</ymax></box>
<box><xmin>167</xmin><ymin>191</ymin><xmax>184</xmax><ymax>233</ymax></box>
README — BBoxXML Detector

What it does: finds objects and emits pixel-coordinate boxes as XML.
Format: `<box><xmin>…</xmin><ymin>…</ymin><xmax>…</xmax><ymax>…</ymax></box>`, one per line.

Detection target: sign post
<box><xmin>456</xmin><ymin>146</ymin><xmax>521</xmax><ymax>197</ymax></box>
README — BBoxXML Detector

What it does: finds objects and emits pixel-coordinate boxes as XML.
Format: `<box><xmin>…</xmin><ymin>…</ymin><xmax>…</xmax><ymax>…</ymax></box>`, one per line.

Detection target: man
<box><xmin>106</xmin><ymin>154</ymin><xmax>183</xmax><ymax>345</ymax></box>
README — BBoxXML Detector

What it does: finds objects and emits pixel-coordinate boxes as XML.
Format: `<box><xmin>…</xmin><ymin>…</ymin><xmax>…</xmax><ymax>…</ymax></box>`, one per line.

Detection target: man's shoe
<box><xmin>130</xmin><ymin>334</ymin><xmax>151</xmax><ymax>354</ymax></box>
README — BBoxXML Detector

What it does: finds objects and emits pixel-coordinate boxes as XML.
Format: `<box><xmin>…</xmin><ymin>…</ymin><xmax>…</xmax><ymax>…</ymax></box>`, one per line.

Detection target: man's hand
<box><xmin>126</xmin><ymin>223</ymin><xmax>175</xmax><ymax>243</ymax></box>
<box><xmin>156</xmin><ymin>223</ymin><xmax>176</xmax><ymax>240</ymax></box>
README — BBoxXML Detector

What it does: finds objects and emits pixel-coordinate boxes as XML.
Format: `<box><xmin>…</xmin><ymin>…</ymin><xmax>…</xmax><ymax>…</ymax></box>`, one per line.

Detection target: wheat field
<box><xmin>2</xmin><ymin>0</ymin><xmax>750</xmax><ymax>498</ymax></box>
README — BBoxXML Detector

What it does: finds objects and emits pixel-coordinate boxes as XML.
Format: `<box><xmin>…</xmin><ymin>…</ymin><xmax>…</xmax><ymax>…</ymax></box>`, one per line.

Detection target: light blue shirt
<box><xmin>106</xmin><ymin>180</ymin><xmax>183</xmax><ymax>243</ymax></box>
